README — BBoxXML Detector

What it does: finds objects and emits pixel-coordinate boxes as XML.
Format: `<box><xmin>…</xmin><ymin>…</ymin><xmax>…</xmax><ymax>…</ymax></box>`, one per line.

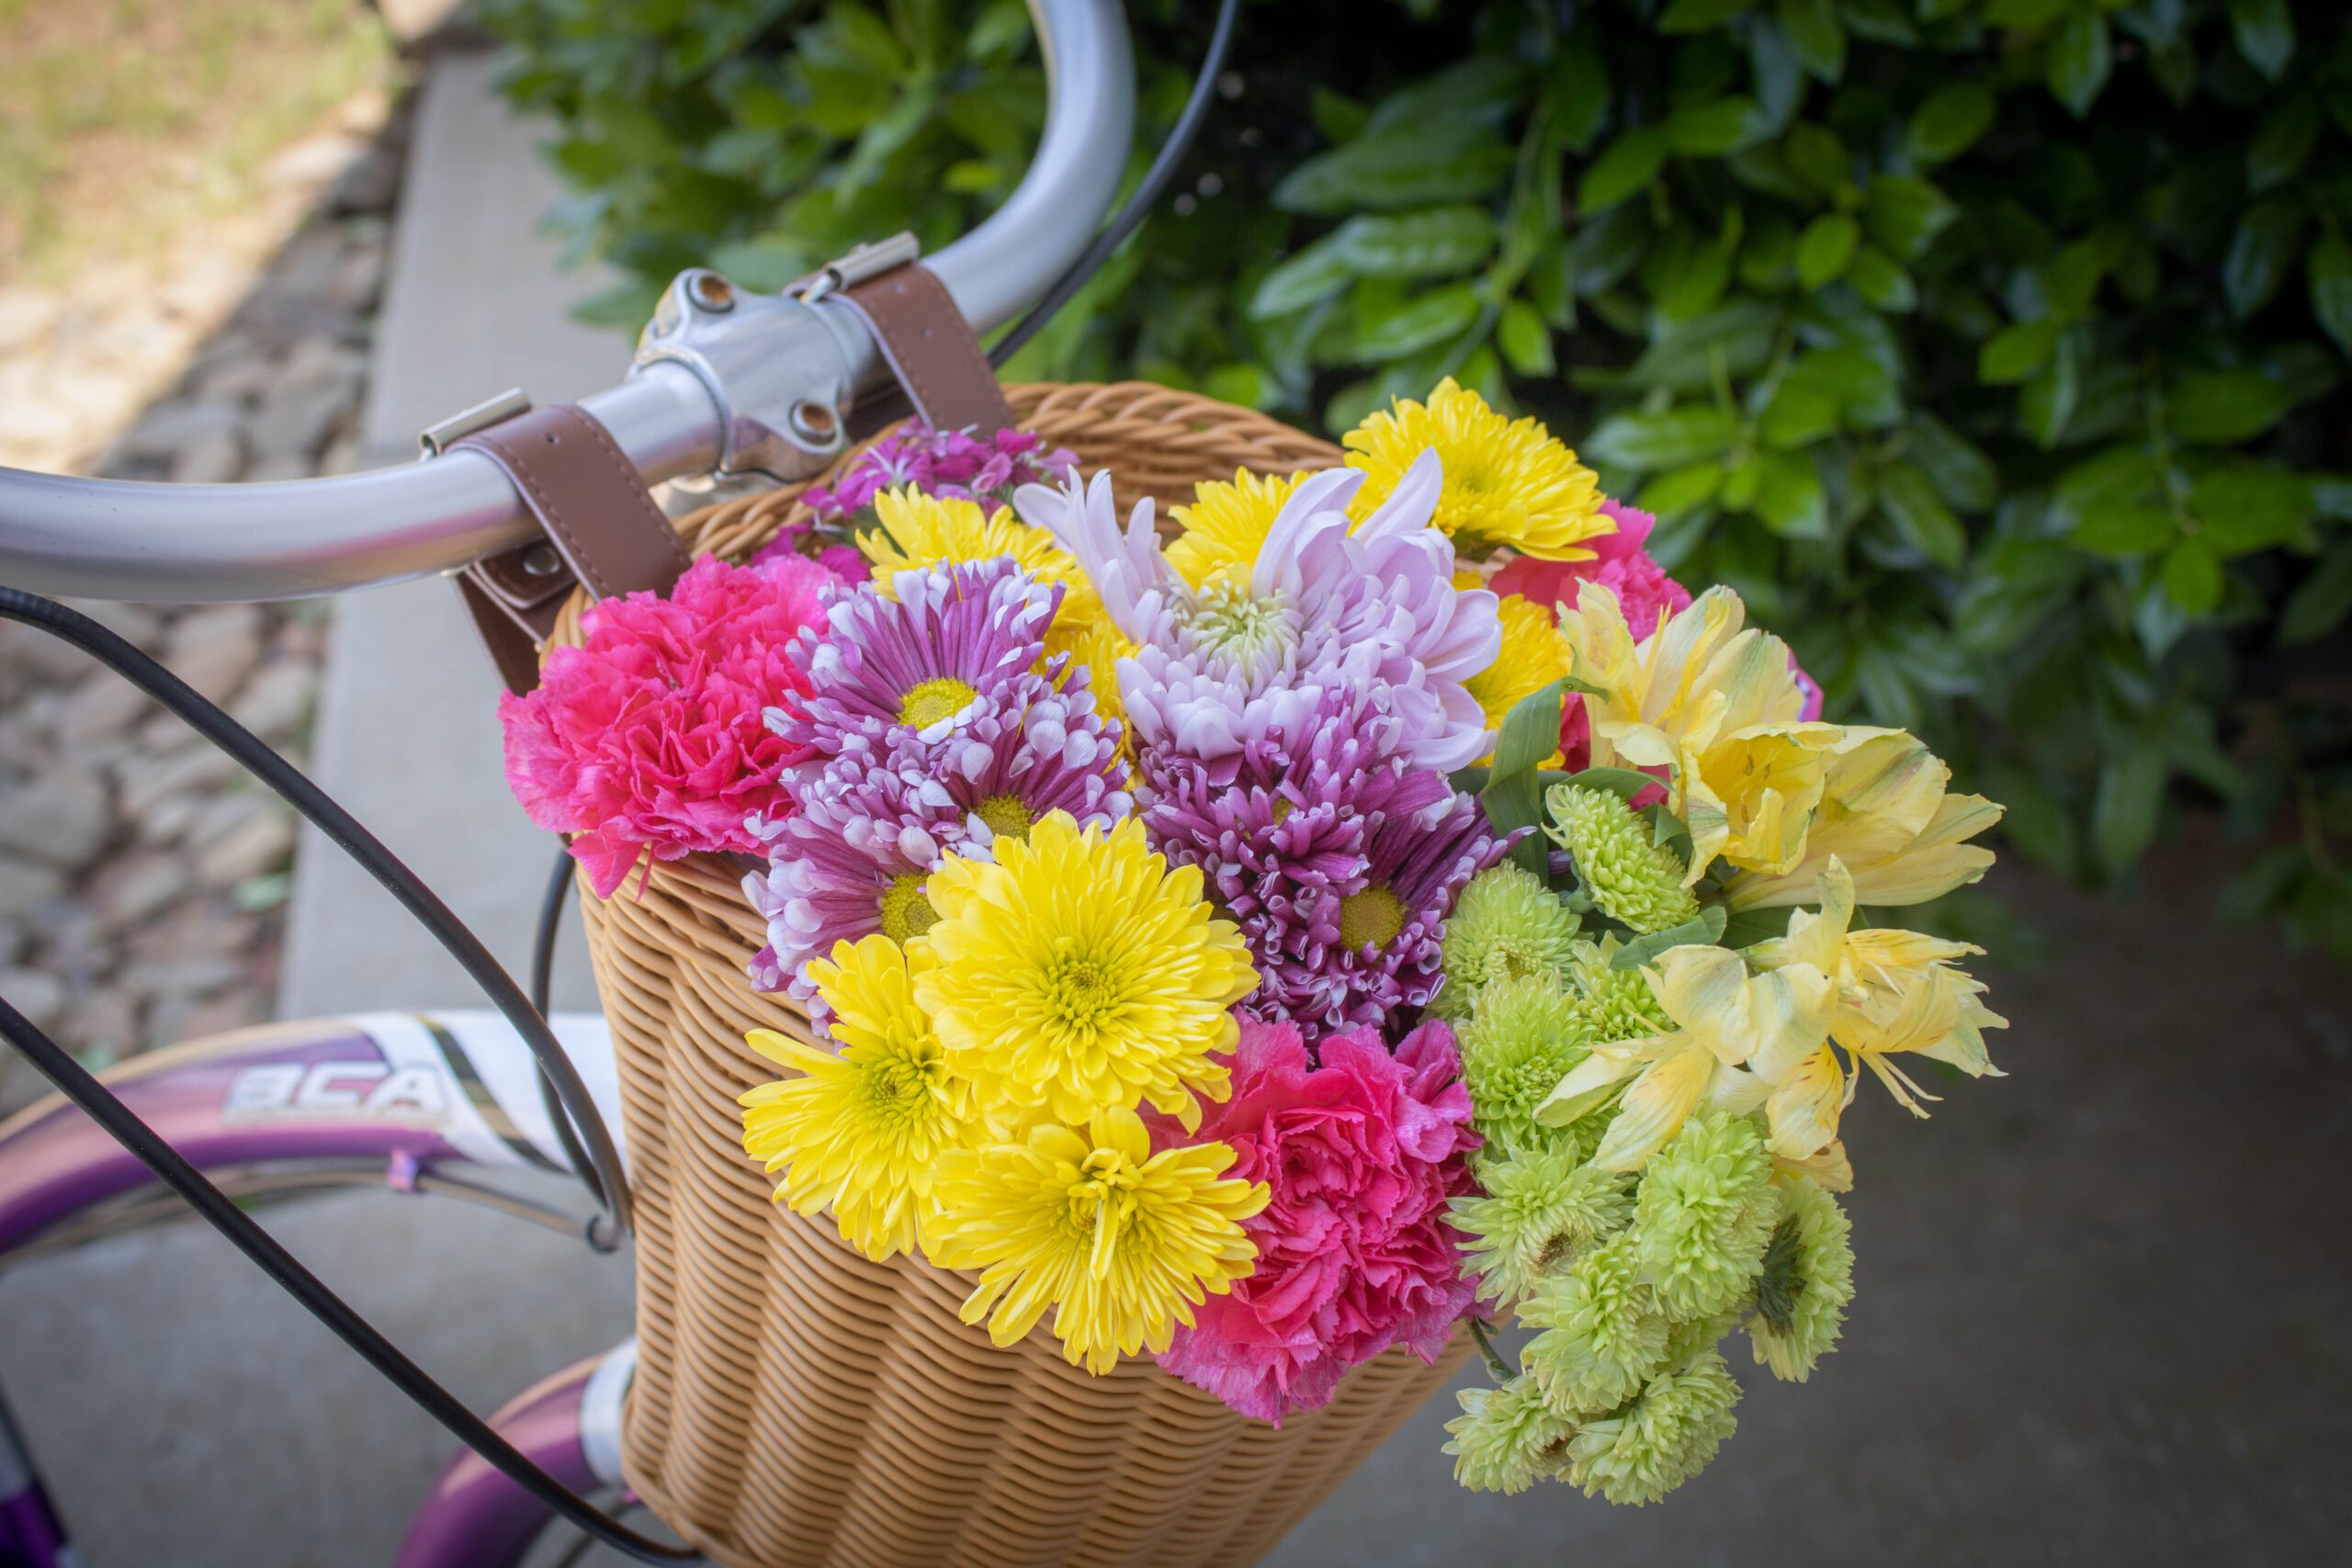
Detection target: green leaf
<box><xmin>1249</xmin><ymin>231</ymin><xmax>1354</xmax><ymax>319</ymax></box>
<box><xmin>2092</xmin><ymin>741</ymin><xmax>2168</xmax><ymax>878</ymax></box>
<box><xmin>1356</xmin><ymin>283</ymin><xmax>1482</xmax><ymax>361</ymax></box>
<box><xmin>2229</xmin><ymin>0</ymin><xmax>2295</xmax><ymax>81</ymax></box>
<box><xmin>1275</xmin><ymin>125</ymin><xmax>1515</xmax><ymax>214</ymax></box>
<box><xmin>2193</xmin><ymin>467</ymin><xmax>2312</xmax><ymax>555</ymax></box>
<box><xmin>1561</xmin><ymin>767</ymin><xmax>1664</xmax><ymax>804</ymax></box>
<box><xmin>2162</xmin><ymin>536</ymin><xmax>2224</xmax><ymax>615</ymax></box>
<box><xmin>1777</xmin><ymin>0</ymin><xmax>1846</xmax><ymax>83</ymax></box>
<box><xmin>1908</xmin><ymin>414</ymin><xmax>1999</xmax><ymax>512</ymax></box>
<box><xmin>1878</xmin><ymin>462</ymin><xmax>1968</xmax><ymax>569</ymax></box>
<box><xmin>1609</xmin><ymin>907</ymin><xmax>1729</xmax><ymax>969</ymax></box>
<box><xmin>1795</xmin><ymin>213</ymin><xmax>1860</xmax><ymax>288</ymax></box>
<box><xmin>2046</xmin><ymin>10</ymin><xmax>2112</xmax><ymax>118</ymax></box>
<box><xmin>1627</xmin><ymin>299</ymin><xmax>1781</xmax><ymax>391</ymax></box>
<box><xmin>1758</xmin><ymin>378</ymin><xmax>1842</xmax><ymax>448</ymax></box>
<box><xmin>1753</xmin><ymin>448</ymin><xmax>1829</xmax><ymax>536</ymax></box>
<box><xmin>1658</xmin><ymin>0</ymin><xmax>1758</xmax><ymax>31</ymax></box>
<box><xmin>2281</xmin><ymin>536</ymin><xmax>2352</xmax><ymax>642</ymax></box>
<box><xmin>1978</xmin><ymin>320</ymin><xmax>2057</xmax><ymax>384</ymax></box>
<box><xmin>1908</xmin><ymin>82</ymin><xmax>1995</xmax><ymax>164</ymax></box>
<box><xmin>1550</xmin><ymin>32</ymin><xmax>1611</xmax><ymax>153</ymax></box>
<box><xmin>1784</xmin><ymin>123</ymin><xmax>1850</xmax><ymax>197</ymax></box>
<box><xmin>1862</xmin><ymin>175</ymin><xmax>1959</xmax><ymax>261</ymax></box>
<box><xmin>1577</xmin><ymin>127</ymin><xmax>1670</xmax><ymax>215</ymax></box>
<box><xmin>1309</xmin><ymin>88</ymin><xmax>1369</xmax><ymax>146</ymax></box>
<box><xmin>1333</xmin><ymin>207</ymin><xmax>1499</xmax><ymax>279</ymax></box>
<box><xmin>1668</xmin><ymin>96</ymin><xmax>1760</xmax><ymax>156</ymax></box>
<box><xmin>1847</xmin><ymin>245</ymin><xmax>1917</xmax><ymax>311</ymax></box>
<box><xmin>2247</xmin><ymin>96</ymin><xmax>2322</xmax><ymax>193</ymax></box>
<box><xmin>2307</xmin><ymin>235</ymin><xmax>2352</xmax><ymax>354</ymax></box>
<box><xmin>2019</xmin><ymin>330</ymin><xmax>2083</xmax><ymax>449</ymax></box>
<box><xmin>1484</xmin><ymin>681</ymin><xmax>1568</xmax><ymax>873</ymax></box>
<box><xmin>1719</xmin><ymin>905</ymin><xmax>1798</xmax><ymax>948</ymax></box>
<box><xmin>2224</xmin><ymin>201</ymin><xmax>2306</xmax><ymax>320</ymax></box>
<box><xmin>2168</xmin><ymin>370</ymin><xmax>2291</xmax><ymax>445</ymax></box>
<box><xmin>2071</xmin><ymin>502</ymin><xmax>2175</xmax><ymax>559</ymax></box>
<box><xmin>1585</xmin><ymin>407</ymin><xmax>1741</xmax><ymax>469</ymax></box>
<box><xmin>1638</xmin><ymin>462</ymin><xmax>1727</xmax><ymax>516</ymax></box>
<box><xmin>1497</xmin><ymin>299</ymin><xmax>1555</xmax><ymax>376</ymax></box>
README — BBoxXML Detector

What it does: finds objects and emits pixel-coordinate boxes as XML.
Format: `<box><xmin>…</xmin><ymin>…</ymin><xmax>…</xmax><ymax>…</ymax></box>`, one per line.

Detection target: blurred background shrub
<box><xmin>481</xmin><ymin>0</ymin><xmax>2352</xmax><ymax>961</ymax></box>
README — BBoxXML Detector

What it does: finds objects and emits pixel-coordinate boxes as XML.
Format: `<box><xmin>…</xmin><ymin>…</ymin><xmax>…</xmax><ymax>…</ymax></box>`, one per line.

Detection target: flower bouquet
<box><xmin>503</xmin><ymin>380</ymin><xmax>2006</xmax><ymax>1562</ymax></box>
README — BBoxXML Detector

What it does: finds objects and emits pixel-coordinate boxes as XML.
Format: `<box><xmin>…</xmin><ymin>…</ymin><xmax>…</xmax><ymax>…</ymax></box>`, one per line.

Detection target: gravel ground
<box><xmin>0</xmin><ymin>89</ymin><xmax>412</xmax><ymax>1111</ymax></box>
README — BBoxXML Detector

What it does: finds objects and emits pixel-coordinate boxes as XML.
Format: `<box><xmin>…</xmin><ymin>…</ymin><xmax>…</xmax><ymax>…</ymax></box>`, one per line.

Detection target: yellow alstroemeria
<box><xmin>1555</xmin><ymin>581</ymin><xmax>1838</xmax><ymax>885</ymax></box>
<box><xmin>1745</xmin><ymin>859</ymin><xmax>2007</xmax><ymax>1156</ymax></box>
<box><xmin>1722</xmin><ymin>728</ymin><xmax>2002</xmax><ymax>909</ymax></box>
<box><xmin>1535</xmin><ymin>942</ymin><xmax>1836</xmax><ymax>1173</ymax></box>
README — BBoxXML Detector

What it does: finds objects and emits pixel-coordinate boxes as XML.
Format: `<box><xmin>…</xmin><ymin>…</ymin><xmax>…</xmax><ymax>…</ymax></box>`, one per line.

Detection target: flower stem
<box><xmin>1467</xmin><ymin>1315</ymin><xmax>1518</xmax><ymax>1382</ymax></box>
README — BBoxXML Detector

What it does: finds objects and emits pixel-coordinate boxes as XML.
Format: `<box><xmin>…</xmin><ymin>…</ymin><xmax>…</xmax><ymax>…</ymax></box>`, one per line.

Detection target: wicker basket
<box><xmin>555</xmin><ymin>383</ymin><xmax>1473</xmax><ymax>1568</ymax></box>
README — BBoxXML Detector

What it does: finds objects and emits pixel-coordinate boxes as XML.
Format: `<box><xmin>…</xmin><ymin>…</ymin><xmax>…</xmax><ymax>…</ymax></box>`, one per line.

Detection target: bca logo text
<box><xmin>223</xmin><ymin>1061</ymin><xmax>455</xmax><ymax>1119</ymax></box>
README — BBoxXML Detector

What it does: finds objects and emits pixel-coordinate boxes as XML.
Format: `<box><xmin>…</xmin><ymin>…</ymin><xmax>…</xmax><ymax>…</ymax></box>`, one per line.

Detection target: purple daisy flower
<box><xmin>924</xmin><ymin>671</ymin><xmax>1134</xmax><ymax>851</ymax></box>
<box><xmin>771</xmin><ymin>557</ymin><xmax>1060</xmax><ymax>761</ymax></box>
<box><xmin>742</xmin><ymin>736</ymin><xmax>962</xmax><ymax>1002</ymax></box>
<box><xmin>1142</xmin><ymin>691</ymin><xmax>1508</xmax><ymax>1045</ymax></box>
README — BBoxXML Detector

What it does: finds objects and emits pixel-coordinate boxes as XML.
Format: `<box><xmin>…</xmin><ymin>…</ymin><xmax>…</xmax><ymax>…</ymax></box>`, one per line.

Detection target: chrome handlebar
<box><xmin>0</xmin><ymin>0</ymin><xmax>1135</xmax><ymax>603</ymax></box>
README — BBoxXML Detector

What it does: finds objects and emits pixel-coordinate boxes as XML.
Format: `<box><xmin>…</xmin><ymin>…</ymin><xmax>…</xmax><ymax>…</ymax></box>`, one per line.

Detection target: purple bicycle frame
<box><xmin>0</xmin><ymin>1010</ymin><xmax>634</xmax><ymax>1568</ymax></box>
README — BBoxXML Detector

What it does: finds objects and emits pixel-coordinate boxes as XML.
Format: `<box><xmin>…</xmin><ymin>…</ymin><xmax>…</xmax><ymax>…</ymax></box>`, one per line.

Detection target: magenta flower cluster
<box><xmin>1153</xmin><ymin>1018</ymin><xmax>1480</xmax><ymax>1424</ymax></box>
<box><xmin>499</xmin><ymin>553</ymin><xmax>836</xmax><ymax>899</ymax></box>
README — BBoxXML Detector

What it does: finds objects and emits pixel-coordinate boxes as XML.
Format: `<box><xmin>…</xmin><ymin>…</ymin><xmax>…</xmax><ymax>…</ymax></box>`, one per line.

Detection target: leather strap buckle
<box><xmin>445</xmin><ymin>401</ymin><xmax>692</xmax><ymax>694</ymax></box>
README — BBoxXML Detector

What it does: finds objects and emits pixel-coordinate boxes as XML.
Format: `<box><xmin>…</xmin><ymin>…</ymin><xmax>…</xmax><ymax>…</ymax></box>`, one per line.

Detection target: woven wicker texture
<box><xmin>558</xmin><ymin>383</ymin><xmax>1469</xmax><ymax>1568</ymax></box>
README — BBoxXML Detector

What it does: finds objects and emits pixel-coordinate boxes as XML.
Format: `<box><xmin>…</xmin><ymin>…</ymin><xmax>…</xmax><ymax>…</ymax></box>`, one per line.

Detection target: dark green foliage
<box><xmin>485</xmin><ymin>0</ymin><xmax>2352</xmax><ymax>962</ymax></box>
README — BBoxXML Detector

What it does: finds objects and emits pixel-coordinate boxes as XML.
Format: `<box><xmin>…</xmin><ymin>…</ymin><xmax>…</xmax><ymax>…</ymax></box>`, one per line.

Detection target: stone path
<box><xmin>0</xmin><ymin>87</ymin><xmax>413</xmax><ymax>1119</ymax></box>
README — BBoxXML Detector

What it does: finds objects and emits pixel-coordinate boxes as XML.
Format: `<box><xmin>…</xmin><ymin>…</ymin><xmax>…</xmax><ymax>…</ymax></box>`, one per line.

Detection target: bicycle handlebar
<box><xmin>0</xmin><ymin>0</ymin><xmax>1135</xmax><ymax>603</ymax></box>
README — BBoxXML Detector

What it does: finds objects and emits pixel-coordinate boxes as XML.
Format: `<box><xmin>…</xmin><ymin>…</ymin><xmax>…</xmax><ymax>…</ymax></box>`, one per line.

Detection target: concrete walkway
<box><xmin>277</xmin><ymin>48</ymin><xmax>623</xmax><ymax>1023</ymax></box>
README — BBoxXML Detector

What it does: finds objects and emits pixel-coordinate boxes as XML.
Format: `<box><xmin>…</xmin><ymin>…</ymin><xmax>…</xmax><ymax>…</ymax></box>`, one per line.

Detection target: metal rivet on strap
<box><xmin>521</xmin><ymin>543</ymin><xmax>564</xmax><ymax>578</ymax></box>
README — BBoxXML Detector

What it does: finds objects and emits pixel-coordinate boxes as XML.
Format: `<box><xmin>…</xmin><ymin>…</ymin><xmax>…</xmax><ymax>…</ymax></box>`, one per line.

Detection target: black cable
<box><xmin>529</xmin><ymin>841</ymin><xmax>603</xmax><ymax>1208</ymax></box>
<box><xmin>987</xmin><ymin>0</ymin><xmax>1242</xmax><ymax>369</ymax></box>
<box><xmin>0</xmin><ymin>995</ymin><xmax>696</xmax><ymax>1564</ymax></box>
<box><xmin>0</xmin><ymin>587</ymin><xmax>632</xmax><ymax>1256</ymax></box>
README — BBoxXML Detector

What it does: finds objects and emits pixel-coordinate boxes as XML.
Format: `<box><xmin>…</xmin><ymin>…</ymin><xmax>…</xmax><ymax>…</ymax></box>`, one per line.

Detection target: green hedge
<box><xmin>484</xmin><ymin>0</ymin><xmax>2352</xmax><ymax>961</ymax></box>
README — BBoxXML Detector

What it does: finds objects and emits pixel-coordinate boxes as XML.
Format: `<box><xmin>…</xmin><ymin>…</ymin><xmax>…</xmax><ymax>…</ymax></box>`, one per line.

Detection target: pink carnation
<box><xmin>499</xmin><ymin>553</ymin><xmax>835</xmax><ymax>898</ymax></box>
<box><xmin>1491</xmin><ymin>499</ymin><xmax>1691</xmax><ymax>637</ymax></box>
<box><xmin>1154</xmin><ymin>1019</ymin><xmax>1480</xmax><ymax>1424</ymax></box>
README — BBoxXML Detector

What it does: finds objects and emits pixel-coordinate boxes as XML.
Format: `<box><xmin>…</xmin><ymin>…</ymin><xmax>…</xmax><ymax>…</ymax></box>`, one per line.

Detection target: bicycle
<box><xmin>0</xmin><ymin>0</ymin><xmax>1248</xmax><ymax>1560</ymax></box>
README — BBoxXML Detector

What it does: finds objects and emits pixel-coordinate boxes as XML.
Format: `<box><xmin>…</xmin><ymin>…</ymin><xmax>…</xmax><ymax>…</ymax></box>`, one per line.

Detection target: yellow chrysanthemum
<box><xmin>911</xmin><ymin>812</ymin><xmax>1258</xmax><ymax>1134</ymax></box>
<box><xmin>738</xmin><ymin>935</ymin><xmax>980</xmax><ymax>1261</ymax></box>
<box><xmin>1343</xmin><ymin>377</ymin><xmax>1609</xmax><ymax>559</ymax></box>
<box><xmin>1555</xmin><ymin>581</ymin><xmax>1838</xmax><ymax>885</ymax></box>
<box><xmin>1464</xmin><ymin>593</ymin><xmax>1570</xmax><ymax>761</ymax></box>
<box><xmin>1044</xmin><ymin>610</ymin><xmax>1137</xmax><ymax>741</ymax></box>
<box><xmin>927</xmin><ymin>1106</ymin><xmax>1268</xmax><ymax>1373</ymax></box>
<box><xmin>860</xmin><ymin>487</ymin><xmax>1080</xmax><ymax>600</ymax></box>
<box><xmin>1165</xmin><ymin>468</ymin><xmax>1312</xmax><ymax>590</ymax></box>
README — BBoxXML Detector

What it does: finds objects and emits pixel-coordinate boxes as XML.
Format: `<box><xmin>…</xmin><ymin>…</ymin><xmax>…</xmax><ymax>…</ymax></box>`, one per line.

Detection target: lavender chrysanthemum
<box><xmin>1013</xmin><ymin>462</ymin><xmax>1501</xmax><ymax>773</ymax></box>
<box><xmin>743</xmin><ymin>746</ymin><xmax>956</xmax><ymax>1002</ymax></box>
<box><xmin>924</xmin><ymin>671</ymin><xmax>1135</xmax><ymax>851</ymax></box>
<box><xmin>772</xmin><ymin>557</ymin><xmax>1059</xmax><ymax>761</ymax></box>
<box><xmin>1143</xmin><ymin>692</ymin><xmax>1507</xmax><ymax>1041</ymax></box>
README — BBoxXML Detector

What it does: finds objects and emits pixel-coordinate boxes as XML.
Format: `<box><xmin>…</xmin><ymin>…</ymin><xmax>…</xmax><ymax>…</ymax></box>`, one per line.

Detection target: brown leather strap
<box><xmin>821</xmin><ymin>264</ymin><xmax>1012</xmax><ymax>438</ymax></box>
<box><xmin>451</xmin><ymin>402</ymin><xmax>692</xmax><ymax>694</ymax></box>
